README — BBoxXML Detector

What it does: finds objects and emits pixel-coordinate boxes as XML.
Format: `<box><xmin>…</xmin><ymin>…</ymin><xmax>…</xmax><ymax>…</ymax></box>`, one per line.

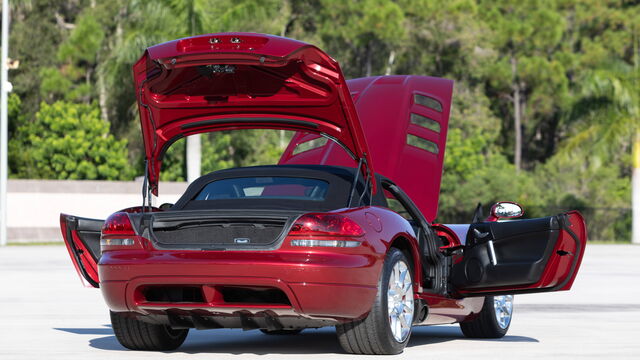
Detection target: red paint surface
<box><xmin>66</xmin><ymin>206</ymin><xmax>425</xmax><ymax>321</ymax></box>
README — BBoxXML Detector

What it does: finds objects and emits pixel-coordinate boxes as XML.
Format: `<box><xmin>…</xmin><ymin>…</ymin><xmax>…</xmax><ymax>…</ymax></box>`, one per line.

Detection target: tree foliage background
<box><xmin>2</xmin><ymin>0</ymin><xmax>638</xmax><ymax>240</ymax></box>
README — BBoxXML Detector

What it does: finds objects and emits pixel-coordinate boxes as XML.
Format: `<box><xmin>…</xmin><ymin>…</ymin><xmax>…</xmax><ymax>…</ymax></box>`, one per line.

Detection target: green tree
<box><xmin>9</xmin><ymin>101</ymin><xmax>133</xmax><ymax>180</ymax></box>
<box><xmin>560</xmin><ymin>63</ymin><xmax>639</xmax><ymax>241</ymax></box>
<box><xmin>438</xmin><ymin>82</ymin><xmax>539</xmax><ymax>222</ymax></box>
<box><xmin>396</xmin><ymin>0</ymin><xmax>491</xmax><ymax>80</ymax></box>
<box><xmin>7</xmin><ymin>93</ymin><xmax>25</xmax><ymax>136</ymax></box>
<box><xmin>8</xmin><ymin>0</ymin><xmax>83</xmax><ymax>119</ymax></box>
<box><xmin>316</xmin><ymin>0</ymin><xmax>405</xmax><ymax>77</ymax></box>
<box><xmin>479</xmin><ymin>0</ymin><xmax>568</xmax><ymax>171</ymax></box>
<box><xmin>50</xmin><ymin>11</ymin><xmax>105</xmax><ymax>104</ymax></box>
<box><xmin>159</xmin><ymin>130</ymin><xmax>291</xmax><ymax>181</ymax></box>
<box><xmin>531</xmin><ymin>149</ymin><xmax>631</xmax><ymax>241</ymax></box>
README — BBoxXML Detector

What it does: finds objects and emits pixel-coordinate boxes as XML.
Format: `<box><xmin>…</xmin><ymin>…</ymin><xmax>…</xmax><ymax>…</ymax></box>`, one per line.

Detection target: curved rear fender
<box><xmin>343</xmin><ymin>206</ymin><xmax>422</xmax><ymax>291</ymax></box>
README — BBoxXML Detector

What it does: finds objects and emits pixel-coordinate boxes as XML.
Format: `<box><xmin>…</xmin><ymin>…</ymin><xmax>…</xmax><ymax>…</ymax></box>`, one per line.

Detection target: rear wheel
<box><xmin>336</xmin><ymin>248</ymin><xmax>414</xmax><ymax>355</ymax></box>
<box><xmin>110</xmin><ymin>311</ymin><xmax>188</xmax><ymax>351</ymax></box>
<box><xmin>259</xmin><ymin>329</ymin><xmax>303</xmax><ymax>335</ymax></box>
<box><xmin>460</xmin><ymin>295</ymin><xmax>514</xmax><ymax>338</ymax></box>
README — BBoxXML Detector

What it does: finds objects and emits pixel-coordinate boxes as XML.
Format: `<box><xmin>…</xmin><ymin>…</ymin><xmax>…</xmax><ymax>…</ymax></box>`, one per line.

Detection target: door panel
<box><xmin>60</xmin><ymin>214</ymin><xmax>104</xmax><ymax>288</ymax></box>
<box><xmin>452</xmin><ymin>211</ymin><xmax>586</xmax><ymax>296</ymax></box>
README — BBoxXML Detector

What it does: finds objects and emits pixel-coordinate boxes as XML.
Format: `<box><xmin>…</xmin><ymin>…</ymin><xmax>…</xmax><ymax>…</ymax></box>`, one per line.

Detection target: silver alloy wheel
<box><xmin>387</xmin><ymin>259</ymin><xmax>414</xmax><ymax>342</ymax></box>
<box><xmin>493</xmin><ymin>295</ymin><xmax>514</xmax><ymax>329</ymax></box>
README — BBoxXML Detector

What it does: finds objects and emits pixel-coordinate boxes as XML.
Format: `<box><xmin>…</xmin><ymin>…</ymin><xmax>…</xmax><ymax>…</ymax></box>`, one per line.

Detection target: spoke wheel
<box><xmin>493</xmin><ymin>295</ymin><xmax>514</xmax><ymax>329</ymax></box>
<box><xmin>387</xmin><ymin>259</ymin><xmax>414</xmax><ymax>342</ymax></box>
<box><xmin>336</xmin><ymin>248</ymin><xmax>414</xmax><ymax>355</ymax></box>
<box><xmin>460</xmin><ymin>295</ymin><xmax>514</xmax><ymax>338</ymax></box>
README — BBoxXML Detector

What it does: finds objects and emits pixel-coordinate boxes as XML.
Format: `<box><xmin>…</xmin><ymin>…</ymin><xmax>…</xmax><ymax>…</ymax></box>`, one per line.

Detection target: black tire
<box><xmin>110</xmin><ymin>311</ymin><xmax>188</xmax><ymax>351</ymax></box>
<box><xmin>259</xmin><ymin>329</ymin><xmax>303</xmax><ymax>335</ymax></box>
<box><xmin>460</xmin><ymin>295</ymin><xmax>513</xmax><ymax>338</ymax></box>
<box><xmin>336</xmin><ymin>248</ymin><xmax>414</xmax><ymax>355</ymax></box>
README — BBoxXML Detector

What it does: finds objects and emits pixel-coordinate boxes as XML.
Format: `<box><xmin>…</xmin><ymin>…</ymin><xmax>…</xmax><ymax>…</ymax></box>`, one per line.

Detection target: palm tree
<box><xmin>565</xmin><ymin>61</ymin><xmax>639</xmax><ymax>242</ymax></box>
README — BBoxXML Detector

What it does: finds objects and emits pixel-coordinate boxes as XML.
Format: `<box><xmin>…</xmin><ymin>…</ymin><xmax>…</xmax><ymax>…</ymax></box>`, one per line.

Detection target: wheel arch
<box><xmin>388</xmin><ymin>234</ymin><xmax>422</xmax><ymax>289</ymax></box>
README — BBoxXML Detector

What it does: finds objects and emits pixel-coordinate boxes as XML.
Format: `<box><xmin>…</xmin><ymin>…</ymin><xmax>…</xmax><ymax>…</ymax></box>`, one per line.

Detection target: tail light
<box><xmin>101</xmin><ymin>212</ymin><xmax>136</xmax><ymax>235</ymax></box>
<box><xmin>290</xmin><ymin>239</ymin><xmax>361</xmax><ymax>248</ymax></box>
<box><xmin>290</xmin><ymin>213</ymin><xmax>365</xmax><ymax>237</ymax></box>
<box><xmin>288</xmin><ymin>213</ymin><xmax>364</xmax><ymax>248</ymax></box>
<box><xmin>100</xmin><ymin>212</ymin><xmax>140</xmax><ymax>251</ymax></box>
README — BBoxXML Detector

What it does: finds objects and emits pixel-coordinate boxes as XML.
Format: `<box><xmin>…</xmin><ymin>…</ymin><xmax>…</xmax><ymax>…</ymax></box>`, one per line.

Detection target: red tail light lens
<box><xmin>289</xmin><ymin>213</ymin><xmax>364</xmax><ymax>237</ymax></box>
<box><xmin>101</xmin><ymin>212</ymin><xmax>136</xmax><ymax>235</ymax></box>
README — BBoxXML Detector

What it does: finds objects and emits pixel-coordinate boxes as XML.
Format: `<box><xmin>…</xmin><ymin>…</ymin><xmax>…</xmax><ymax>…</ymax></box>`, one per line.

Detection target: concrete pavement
<box><xmin>1</xmin><ymin>244</ymin><xmax>638</xmax><ymax>359</ymax></box>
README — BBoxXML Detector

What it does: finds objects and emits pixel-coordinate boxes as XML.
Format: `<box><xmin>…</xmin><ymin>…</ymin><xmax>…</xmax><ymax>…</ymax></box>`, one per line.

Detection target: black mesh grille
<box><xmin>152</xmin><ymin>219</ymin><xmax>286</xmax><ymax>247</ymax></box>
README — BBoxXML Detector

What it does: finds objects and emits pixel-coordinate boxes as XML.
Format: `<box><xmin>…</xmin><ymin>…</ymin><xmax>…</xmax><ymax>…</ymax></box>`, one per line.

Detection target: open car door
<box><xmin>60</xmin><ymin>214</ymin><xmax>103</xmax><ymax>288</ymax></box>
<box><xmin>451</xmin><ymin>211</ymin><xmax>587</xmax><ymax>297</ymax></box>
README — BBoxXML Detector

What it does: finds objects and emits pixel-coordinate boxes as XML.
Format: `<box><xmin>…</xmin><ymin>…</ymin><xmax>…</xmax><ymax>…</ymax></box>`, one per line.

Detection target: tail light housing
<box><xmin>290</xmin><ymin>213</ymin><xmax>365</xmax><ymax>237</ymax></box>
<box><xmin>101</xmin><ymin>212</ymin><xmax>136</xmax><ymax>235</ymax></box>
<box><xmin>288</xmin><ymin>213</ymin><xmax>364</xmax><ymax>248</ymax></box>
<box><xmin>100</xmin><ymin>212</ymin><xmax>141</xmax><ymax>251</ymax></box>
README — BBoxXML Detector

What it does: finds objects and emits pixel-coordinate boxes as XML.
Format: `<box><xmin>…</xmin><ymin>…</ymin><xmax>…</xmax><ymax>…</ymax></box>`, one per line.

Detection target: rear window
<box><xmin>195</xmin><ymin>177</ymin><xmax>329</xmax><ymax>201</ymax></box>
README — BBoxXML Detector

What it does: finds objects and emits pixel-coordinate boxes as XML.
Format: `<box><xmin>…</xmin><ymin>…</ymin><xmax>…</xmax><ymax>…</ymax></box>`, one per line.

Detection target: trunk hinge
<box><xmin>347</xmin><ymin>157</ymin><xmax>373</xmax><ymax>208</ymax></box>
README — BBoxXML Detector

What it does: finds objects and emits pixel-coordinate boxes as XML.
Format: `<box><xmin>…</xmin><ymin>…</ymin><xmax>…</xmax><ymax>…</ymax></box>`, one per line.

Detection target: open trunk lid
<box><xmin>133</xmin><ymin>33</ymin><xmax>373</xmax><ymax>195</ymax></box>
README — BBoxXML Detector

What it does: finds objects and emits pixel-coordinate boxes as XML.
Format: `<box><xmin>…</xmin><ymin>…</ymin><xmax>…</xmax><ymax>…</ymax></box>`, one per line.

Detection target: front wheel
<box><xmin>110</xmin><ymin>311</ymin><xmax>189</xmax><ymax>351</ymax></box>
<box><xmin>460</xmin><ymin>295</ymin><xmax>514</xmax><ymax>338</ymax></box>
<box><xmin>336</xmin><ymin>248</ymin><xmax>414</xmax><ymax>355</ymax></box>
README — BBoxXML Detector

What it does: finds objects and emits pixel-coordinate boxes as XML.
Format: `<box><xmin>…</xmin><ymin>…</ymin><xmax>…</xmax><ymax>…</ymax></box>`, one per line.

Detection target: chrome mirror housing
<box><xmin>490</xmin><ymin>202</ymin><xmax>524</xmax><ymax>219</ymax></box>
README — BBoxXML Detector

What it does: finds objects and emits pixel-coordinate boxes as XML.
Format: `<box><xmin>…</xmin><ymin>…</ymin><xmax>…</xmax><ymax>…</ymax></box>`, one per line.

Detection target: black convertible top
<box><xmin>172</xmin><ymin>164</ymin><xmax>388</xmax><ymax>212</ymax></box>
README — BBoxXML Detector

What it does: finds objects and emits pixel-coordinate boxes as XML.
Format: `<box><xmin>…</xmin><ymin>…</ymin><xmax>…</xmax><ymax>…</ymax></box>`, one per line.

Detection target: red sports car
<box><xmin>60</xmin><ymin>33</ymin><xmax>587</xmax><ymax>355</ymax></box>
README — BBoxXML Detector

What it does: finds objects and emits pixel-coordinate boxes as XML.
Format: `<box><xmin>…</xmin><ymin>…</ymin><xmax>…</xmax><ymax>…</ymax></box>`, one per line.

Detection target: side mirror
<box><xmin>487</xmin><ymin>202</ymin><xmax>524</xmax><ymax>221</ymax></box>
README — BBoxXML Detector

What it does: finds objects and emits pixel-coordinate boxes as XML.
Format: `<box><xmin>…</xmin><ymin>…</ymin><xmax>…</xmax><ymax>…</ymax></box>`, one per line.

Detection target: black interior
<box><xmin>451</xmin><ymin>216</ymin><xmax>560</xmax><ymax>291</ymax></box>
<box><xmin>380</xmin><ymin>179</ymin><xmax>447</xmax><ymax>294</ymax></box>
<box><xmin>74</xmin><ymin>217</ymin><xmax>104</xmax><ymax>262</ymax></box>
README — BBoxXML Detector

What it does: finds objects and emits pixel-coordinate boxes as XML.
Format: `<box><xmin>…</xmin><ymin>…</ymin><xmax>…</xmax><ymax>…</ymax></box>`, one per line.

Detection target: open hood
<box><xmin>133</xmin><ymin>33</ymin><xmax>373</xmax><ymax>195</ymax></box>
<box><xmin>279</xmin><ymin>76</ymin><xmax>453</xmax><ymax>222</ymax></box>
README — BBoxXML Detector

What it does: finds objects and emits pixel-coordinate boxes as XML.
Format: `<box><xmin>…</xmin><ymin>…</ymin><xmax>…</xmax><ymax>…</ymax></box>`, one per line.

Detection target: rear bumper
<box><xmin>98</xmin><ymin>249</ymin><xmax>380</xmax><ymax>322</ymax></box>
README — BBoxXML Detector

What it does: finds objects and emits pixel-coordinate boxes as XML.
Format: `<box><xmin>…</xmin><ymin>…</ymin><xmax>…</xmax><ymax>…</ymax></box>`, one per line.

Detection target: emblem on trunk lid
<box><xmin>234</xmin><ymin>238</ymin><xmax>251</xmax><ymax>244</ymax></box>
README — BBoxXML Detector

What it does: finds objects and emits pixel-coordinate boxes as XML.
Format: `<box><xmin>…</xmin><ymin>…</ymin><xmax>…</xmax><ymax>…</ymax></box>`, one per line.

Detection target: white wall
<box><xmin>6</xmin><ymin>179</ymin><xmax>188</xmax><ymax>243</ymax></box>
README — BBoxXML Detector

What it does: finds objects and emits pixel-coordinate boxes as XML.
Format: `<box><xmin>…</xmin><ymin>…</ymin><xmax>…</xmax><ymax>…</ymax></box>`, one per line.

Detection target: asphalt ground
<box><xmin>1</xmin><ymin>244</ymin><xmax>639</xmax><ymax>359</ymax></box>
